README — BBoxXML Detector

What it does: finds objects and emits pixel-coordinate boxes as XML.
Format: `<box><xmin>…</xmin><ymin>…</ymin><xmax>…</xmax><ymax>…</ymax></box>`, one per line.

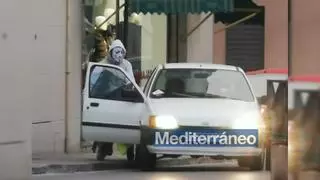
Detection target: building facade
<box><xmin>0</xmin><ymin>0</ymin><xmax>73</xmax><ymax>179</ymax></box>
<box><xmin>214</xmin><ymin>0</ymin><xmax>288</xmax><ymax>70</ymax></box>
<box><xmin>29</xmin><ymin>0</ymin><xmax>217</xmax><ymax>156</ymax></box>
<box><xmin>214</xmin><ymin>0</ymin><xmax>320</xmax><ymax>75</ymax></box>
<box><xmin>290</xmin><ymin>0</ymin><xmax>320</xmax><ymax>76</ymax></box>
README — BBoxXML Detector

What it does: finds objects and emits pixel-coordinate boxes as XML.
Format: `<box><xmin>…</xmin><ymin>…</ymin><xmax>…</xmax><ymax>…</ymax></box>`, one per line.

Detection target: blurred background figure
<box><xmin>82</xmin><ymin>11</ymin><xmax>116</xmax><ymax>89</ymax></box>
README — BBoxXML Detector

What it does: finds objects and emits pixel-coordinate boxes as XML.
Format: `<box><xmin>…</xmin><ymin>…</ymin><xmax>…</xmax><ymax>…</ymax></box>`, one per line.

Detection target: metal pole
<box><xmin>123</xmin><ymin>0</ymin><xmax>129</xmax><ymax>48</ymax></box>
<box><xmin>116</xmin><ymin>0</ymin><xmax>120</xmax><ymax>38</ymax></box>
<box><xmin>166</xmin><ymin>15</ymin><xmax>171</xmax><ymax>63</ymax></box>
<box><xmin>176</xmin><ymin>15</ymin><xmax>179</xmax><ymax>63</ymax></box>
<box><xmin>64</xmin><ymin>0</ymin><xmax>70</xmax><ymax>154</ymax></box>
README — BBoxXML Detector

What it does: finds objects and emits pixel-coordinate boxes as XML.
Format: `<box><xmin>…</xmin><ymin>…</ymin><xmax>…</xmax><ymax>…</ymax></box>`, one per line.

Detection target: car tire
<box><xmin>135</xmin><ymin>144</ymin><xmax>157</xmax><ymax>171</ymax></box>
<box><xmin>238</xmin><ymin>155</ymin><xmax>264</xmax><ymax>171</ymax></box>
<box><xmin>191</xmin><ymin>155</ymin><xmax>202</xmax><ymax>158</ymax></box>
<box><xmin>250</xmin><ymin>155</ymin><xmax>264</xmax><ymax>171</ymax></box>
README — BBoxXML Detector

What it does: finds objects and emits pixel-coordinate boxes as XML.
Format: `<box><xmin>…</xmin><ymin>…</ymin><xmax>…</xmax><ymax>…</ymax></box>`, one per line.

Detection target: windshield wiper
<box><xmin>171</xmin><ymin>92</ymin><xmax>199</xmax><ymax>98</ymax></box>
<box><xmin>152</xmin><ymin>92</ymin><xmax>197</xmax><ymax>98</ymax></box>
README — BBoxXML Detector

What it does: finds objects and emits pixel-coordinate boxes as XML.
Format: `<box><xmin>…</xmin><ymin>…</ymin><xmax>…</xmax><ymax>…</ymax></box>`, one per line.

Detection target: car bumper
<box><xmin>141</xmin><ymin>126</ymin><xmax>264</xmax><ymax>157</ymax></box>
<box><xmin>147</xmin><ymin>146</ymin><xmax>263</xmax><ymax>157</ymax></box>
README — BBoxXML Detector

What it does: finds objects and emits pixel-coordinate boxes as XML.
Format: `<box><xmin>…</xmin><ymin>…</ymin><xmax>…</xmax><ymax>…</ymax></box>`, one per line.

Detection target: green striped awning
<box><xmin>128</xmin><ymin>0</ymin><xmax>234</xmax><ymax>14</ymax></box>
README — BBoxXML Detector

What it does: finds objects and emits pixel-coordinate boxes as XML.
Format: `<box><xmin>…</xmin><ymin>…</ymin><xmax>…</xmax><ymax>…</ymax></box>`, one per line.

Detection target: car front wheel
<box><xmin>238</xmin><ymin>155</ymin><xmax>264</xmax><ymax>171</ymax></box>
<box><xmin>135</xmin><ymin>144</ymin><xmax>157</xmax><ymax>171</ymax></box>
<box><xmin>191</xmin><ymin>155</ymin><xmax>202</xmax><ymax>158</ymax></box>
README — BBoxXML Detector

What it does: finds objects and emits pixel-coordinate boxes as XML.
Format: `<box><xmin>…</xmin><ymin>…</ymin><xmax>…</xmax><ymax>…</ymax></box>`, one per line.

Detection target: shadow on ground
<box><xmin>155</xmin><ymin>166</ymin><xmax>250</xmax><ymax>172</ymax></box>
<box><xmin>32</xmin><ymin>160</ymin><xmax>128</xmax><ymax>174</ymax></box>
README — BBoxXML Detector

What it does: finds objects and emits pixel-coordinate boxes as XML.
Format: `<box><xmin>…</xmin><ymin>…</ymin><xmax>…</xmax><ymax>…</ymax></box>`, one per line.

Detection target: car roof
<box><xmin>161</xmin><ymin>63</ymin><xmax>240</xmax><ymax>71</ymax></box>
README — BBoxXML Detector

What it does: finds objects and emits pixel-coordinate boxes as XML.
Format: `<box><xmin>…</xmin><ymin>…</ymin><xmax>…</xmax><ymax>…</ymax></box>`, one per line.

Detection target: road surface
<box><xmin>33</xmin><ymin>168</ymin><xmax>270</xmax><ymax>180</ymax></box>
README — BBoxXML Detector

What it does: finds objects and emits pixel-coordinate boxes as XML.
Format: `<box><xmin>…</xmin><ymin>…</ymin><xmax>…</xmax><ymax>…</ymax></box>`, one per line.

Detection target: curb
<box><xmin>32</xmin><ymin>157</ymin><xmax>237</xmax><ymax>175</ymax></box>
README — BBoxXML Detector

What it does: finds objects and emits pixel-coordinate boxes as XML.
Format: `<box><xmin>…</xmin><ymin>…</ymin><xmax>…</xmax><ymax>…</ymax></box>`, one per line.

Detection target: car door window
<box><xmin>89</xmin><ymin>65</ymin><xmax>138</xmax><ymax>101</ymax></box>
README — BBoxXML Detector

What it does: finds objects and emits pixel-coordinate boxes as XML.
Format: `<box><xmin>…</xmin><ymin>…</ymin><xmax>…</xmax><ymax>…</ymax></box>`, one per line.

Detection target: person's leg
<box><xmin>96</xmin><ymin>143</ymin><xmax>106</xmax><ymax>161</ymax></box>
<box><xmin>92</xmin><ymin>141</ymin><xmax>97</xmax><ymax>153</ymax></box>
<box><xmin>96</xmin><ymin>142</ymin><xmax>113</xmax><ymax>161</ymax></box>
<box><xmin>126</xmin><ymin>144</ymin><xmax>134</xmax><ymax>161</ymax></box>
<box><xmin>105</xmin><ymin>142</ymin><xmax>113</xmax><ymax>155</ymax></box>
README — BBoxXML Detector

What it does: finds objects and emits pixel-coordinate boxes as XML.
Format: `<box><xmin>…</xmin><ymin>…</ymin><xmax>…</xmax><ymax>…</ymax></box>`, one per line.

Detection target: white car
<box><xmin>82</xmin><ymin>62</ymin><xmax>266</xmax><ymax>170</ymax></box>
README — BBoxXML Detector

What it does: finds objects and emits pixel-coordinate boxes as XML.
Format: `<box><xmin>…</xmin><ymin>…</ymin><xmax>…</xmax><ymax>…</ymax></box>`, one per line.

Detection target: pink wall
<box><xmin>291</xmin><ymin>0</ymin><xmax>320</xmax><ymax>76</ymax></box>
<box><xmin>213</xmin><ymin>21</ymin><xmax>226</xmax><ymax>64</ymax></box>
<box><xmin>259</xmin><ymin>0</ymin><xmax>288</xmax><ymax>69</ymax></box>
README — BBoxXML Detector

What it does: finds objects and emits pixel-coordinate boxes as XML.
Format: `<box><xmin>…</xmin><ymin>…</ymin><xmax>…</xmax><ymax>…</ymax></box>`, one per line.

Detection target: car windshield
<box><xmin>150</xmin><ymin>68</ymin><xmax>255</xmax><ymax>102</ymax></box>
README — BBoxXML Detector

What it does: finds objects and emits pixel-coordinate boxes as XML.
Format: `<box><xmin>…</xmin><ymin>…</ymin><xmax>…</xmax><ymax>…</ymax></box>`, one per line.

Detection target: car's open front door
<box><xmin>82</xmin><ymin>63</ymin><xmax>147</xmax><ymax>144</ymax></box>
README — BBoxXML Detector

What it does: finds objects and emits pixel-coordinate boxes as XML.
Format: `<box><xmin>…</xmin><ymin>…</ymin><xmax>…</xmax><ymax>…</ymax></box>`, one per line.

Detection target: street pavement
<box><xmin>33</xmin><ymin>159</ymin><xmax>271</xmax><ymax>180</ymax></box>
<box><xmin>33</xmin><ymin>168</ymin><xmax>270</xmax><ymax>180</ymax></box>
<box><xmin>32</xmin><ymin>152</ymin><xmax>275</xmax><ymax>180</ymax></box>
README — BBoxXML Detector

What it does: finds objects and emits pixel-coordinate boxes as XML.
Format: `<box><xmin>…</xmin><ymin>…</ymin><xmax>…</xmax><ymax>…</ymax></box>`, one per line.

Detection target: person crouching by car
<box><xmin>92</xmin><ymin>39</ymin><xmax>135</xmax><ymax>161</ymax></box>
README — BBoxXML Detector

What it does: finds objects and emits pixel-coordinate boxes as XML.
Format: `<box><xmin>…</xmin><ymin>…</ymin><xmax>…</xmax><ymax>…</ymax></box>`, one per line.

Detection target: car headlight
<box><xmin>148</xmin><ymin>115</ymin><xmax>178</xmax><ymax>129</ymax></box>
<box><xmin>260</xmin><ymin>105</ymin><xmax>267</xmax><ymax>114</ymax></box>
<box><xmin>232</xmin><ymin>112</ymin><xmax>263</xmax><ymax>129</ymax></box>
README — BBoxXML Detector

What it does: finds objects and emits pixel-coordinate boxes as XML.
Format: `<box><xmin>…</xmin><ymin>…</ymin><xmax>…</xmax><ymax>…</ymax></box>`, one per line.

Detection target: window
<box><xmin>150</xmin><ymin>68</ymin><xmax>255</xmax><ymax>102</ymax></box>
<box><xmin>89</xmin><ymin>65</ymin><xmax>137</xmax><ymax>101</ymax></box>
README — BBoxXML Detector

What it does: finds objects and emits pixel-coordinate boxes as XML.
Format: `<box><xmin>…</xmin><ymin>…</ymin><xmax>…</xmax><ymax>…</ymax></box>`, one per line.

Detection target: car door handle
<box><xmin>90</xmin><ymin>102</ymin><xmax>99</xmax><ymax>107</ymax></box>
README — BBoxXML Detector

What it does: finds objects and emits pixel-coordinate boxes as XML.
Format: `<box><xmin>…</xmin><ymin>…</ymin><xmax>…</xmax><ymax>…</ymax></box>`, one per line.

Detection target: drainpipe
<box><xmin>116</xmin><ymin>0</ymin><xmax>120</xmax><ymax>38</ymax></box>
<box><xmin>64</xmin><ymin>0</ymin><xmax>70</xmax><ymax>153</ymax></box>
<box><xmin>123</xmin><ymin>0</ymin><xmax>128</xmax><ymax>48</ymax></box>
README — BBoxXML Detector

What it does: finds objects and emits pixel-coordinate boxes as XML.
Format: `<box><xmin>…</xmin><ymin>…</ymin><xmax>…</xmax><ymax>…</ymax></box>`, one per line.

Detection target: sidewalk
<box><xmin>289</xmin><ymin>171</ymin><xmax>320</xmax><ymax>180</ymax></box>
<box><xmin>32</xmin><ymin>153</ymin><xmax>128</xmax><ymax>175</ymax></box>
<box><xmin>32</xmin><ymin>142</ymin><xmax>240</xmax><ymax>175</ymax></box>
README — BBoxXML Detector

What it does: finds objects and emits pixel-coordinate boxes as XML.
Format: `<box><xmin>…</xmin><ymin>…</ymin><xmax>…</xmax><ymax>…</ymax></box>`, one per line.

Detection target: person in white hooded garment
<box><xmin>100</xmin><ymin>39</ymin><xmax>135</xmax><ymax>81</ymax></box>
<box><xmin>92</xmin><ymin>39</ymin><xmax>136</xmax><ymax>161</ymax></box>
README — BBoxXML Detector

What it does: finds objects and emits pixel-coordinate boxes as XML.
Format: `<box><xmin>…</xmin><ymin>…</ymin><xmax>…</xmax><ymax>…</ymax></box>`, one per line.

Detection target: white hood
<box><xmin>109</xmin><ymin>39</ymin><xmax>126</xmax><ymax>54</ymax></box>
<box><xmin>149</xmin><ymin>98</ymin><xmax>260</xmax><ymax>127</ymax></box>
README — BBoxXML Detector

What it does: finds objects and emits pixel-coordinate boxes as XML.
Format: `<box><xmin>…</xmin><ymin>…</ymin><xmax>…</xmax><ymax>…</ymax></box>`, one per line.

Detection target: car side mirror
<box><xmin>121</xmin><ymin>88</ymin><xmax>143</xmax><ymax>102</ymax></box>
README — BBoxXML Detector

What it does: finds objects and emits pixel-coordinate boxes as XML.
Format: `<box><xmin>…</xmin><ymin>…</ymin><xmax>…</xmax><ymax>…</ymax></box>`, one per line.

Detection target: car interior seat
<box><xmin>165</xmin><ymin>78</ymin><xmax>185</xmax><ymax>96</ymax></box>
